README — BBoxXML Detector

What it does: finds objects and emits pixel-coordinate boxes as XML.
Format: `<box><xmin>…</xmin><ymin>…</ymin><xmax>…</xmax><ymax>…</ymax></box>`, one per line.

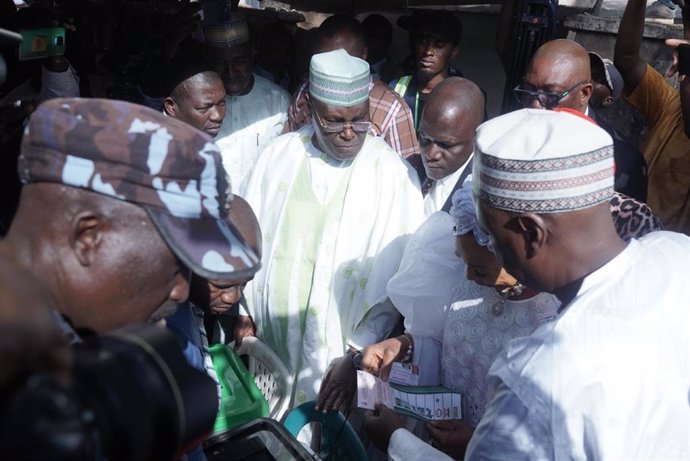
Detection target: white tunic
<box><xmin>214</xmin><ymin>74</ymin><xmax>290</xmax><ymax>194</ymax></box>
<box><xmin>243</xmin><ymin>126</ymin><xmax>425</xmax><ymax>407</ymax></box>
<box><xmin>423</xmin><ymin>157</ymin><xmax>472</xmax><ymax>217</ymax></box>
<box><xmin>467</xmin><ymin>231</ymin><xmax>690</xmax><ymax>460</ymax></box>
<box><xmin>385</xmin><ymin>212</ymin><xmax>559</xmax><ymax>461</ymax></box>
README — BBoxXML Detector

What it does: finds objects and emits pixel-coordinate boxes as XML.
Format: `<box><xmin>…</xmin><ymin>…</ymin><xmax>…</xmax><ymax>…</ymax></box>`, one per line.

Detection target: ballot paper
<box><xmin>357</xmin><ymin>370</ymin><xmax>463</xmax><ymax>422</ymax></box>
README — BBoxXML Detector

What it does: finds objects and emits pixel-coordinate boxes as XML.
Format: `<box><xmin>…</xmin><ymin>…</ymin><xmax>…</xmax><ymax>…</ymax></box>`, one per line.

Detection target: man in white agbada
<box><xmin>204</xmin><ymin>15</ymin><xmax>290</xmax><ymax>193</ymax></box>
<box><xmin>418</xmin><ymin>78</ymin><xmax>484</xmax><ymax>217</ymax></box>
<box><xmin>463</xmin><ymin>109</ymin><xmax>690</xmax><ymax>459</ymax></box>
<box><xmin>243</xmin><ymin>49</ymin><xmax>425</xmax><ymax>408</ymax></box>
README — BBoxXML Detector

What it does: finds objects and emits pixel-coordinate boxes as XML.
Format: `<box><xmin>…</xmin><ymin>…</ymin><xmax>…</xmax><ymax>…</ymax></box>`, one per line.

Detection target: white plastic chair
<box><xmin>234</xmin><ymin>336</ymin><xmax>294</xmax><ymax>422</ymax></box>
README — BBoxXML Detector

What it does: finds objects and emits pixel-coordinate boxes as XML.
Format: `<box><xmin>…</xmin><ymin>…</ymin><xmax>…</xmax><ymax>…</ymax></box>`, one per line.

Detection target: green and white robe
<box><xmin>243</xmin><ymin>126</ymin><xmax>425</xmax><ymax>407</ymax></box>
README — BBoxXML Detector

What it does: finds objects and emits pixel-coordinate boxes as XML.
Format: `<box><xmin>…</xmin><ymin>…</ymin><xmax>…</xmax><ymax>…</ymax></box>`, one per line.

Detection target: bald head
<box><xmin>523</xmin><ymin>39</ymin><xmax>593</xmax><ymax>112</ymax></box>
<box><xmin>419</xmin><ymin>77</ymin><xmax>485</xmax><ymax>180</ymax></box>
<box><xmin>425</xmin><ymin>77</ymin><xmax>485</xmax><ymax>128</ymax></box>
<box><xmin>316</xmin><ymin>15</ymin><xmax>367</xmax><ymax>59</ymax></box>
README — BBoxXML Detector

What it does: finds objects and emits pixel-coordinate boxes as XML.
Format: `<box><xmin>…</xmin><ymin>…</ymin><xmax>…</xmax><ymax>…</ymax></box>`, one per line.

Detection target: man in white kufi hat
<box><xmin>243</xmin><ymin>49</ymin><xmax>425</xmax><ymax>409</ymax></box>
<box><xmin>204</xmin><ymin>15</ymin><xmax>290</xmax><ymax>193</ymax></box>
<box><xmin>463</xmin><ymin>108</ymin><xmax>690</xmax><ymax>460</ymax></box>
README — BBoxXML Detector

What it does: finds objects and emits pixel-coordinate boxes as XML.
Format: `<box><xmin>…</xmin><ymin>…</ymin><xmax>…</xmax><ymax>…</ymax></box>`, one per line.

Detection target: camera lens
<box><xmin>71</xmin><ymin>325</ymin><xmax>218</xmax><ymax>461</ymax></box>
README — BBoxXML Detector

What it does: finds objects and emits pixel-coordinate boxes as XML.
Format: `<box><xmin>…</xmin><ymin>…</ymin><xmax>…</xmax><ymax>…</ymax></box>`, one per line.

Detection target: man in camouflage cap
<box><xmin>1</xmin><ymin>97</ymin><xmax>260</xmax><ymax>336</ymax></box>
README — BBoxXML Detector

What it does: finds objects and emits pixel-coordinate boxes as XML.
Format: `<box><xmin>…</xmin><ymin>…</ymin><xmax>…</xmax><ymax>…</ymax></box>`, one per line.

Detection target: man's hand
<box><xmin>315</xmin><ymin>354</ymin><xmax>356</xmax><ymax>414</ymax></box>
<box><xmin>232</xmin><ymin>315</ymin><xmax>255</xmax><ymax>349</ymax></box>
<box><xmin>665</xmin><ymin>39</ymin><xmax>690</xmax><ymax>81</ymax></box>
<box><xmin>360</xmin><ymin>336</ymin><xmax>407</xmax><ymax>381</ymax></box>
<box><xmin>362</xmin><ymin>403</ymin><xmax>406</xmax><ymax>451</ymax></box>
<box><xmin>426</xmin><ymin>419</ymin><xmax>474</xmax><ymax>459</ymax></box>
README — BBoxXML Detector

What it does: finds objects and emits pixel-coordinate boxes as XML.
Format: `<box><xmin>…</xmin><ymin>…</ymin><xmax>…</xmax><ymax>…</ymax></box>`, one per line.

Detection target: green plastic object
<box><xmin>209</xmin><ymin>344</ymin><xmax>269</xmax><ymax>434</ymax></box>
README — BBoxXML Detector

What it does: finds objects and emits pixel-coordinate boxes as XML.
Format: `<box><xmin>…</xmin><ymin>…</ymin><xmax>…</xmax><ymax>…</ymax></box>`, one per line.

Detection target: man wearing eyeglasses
<box><xmin>514</xmin><ymin>39</ymin><xmax>648</xmax><ymax>203</ymax></box>
<box><xmin>243</xmin><ymin>49</ymin><xmax>425</xmax><ymax>410</ymax></box>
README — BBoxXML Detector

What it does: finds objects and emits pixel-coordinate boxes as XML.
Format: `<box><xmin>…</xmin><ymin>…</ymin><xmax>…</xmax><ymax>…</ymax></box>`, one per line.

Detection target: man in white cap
<box><xmin>243</xmin><ymin>49</ymin><xmax>425</xmax><ymax>409</ymax></box>
<box><xmin>463</xmin><ymin>109</ymin><xmax>690</xmax><ymax>459</ymax></box>
<box><xmin>204</xmin><ymin>15</ymin><xmax>290</xmax><ymax>192</ymax></box>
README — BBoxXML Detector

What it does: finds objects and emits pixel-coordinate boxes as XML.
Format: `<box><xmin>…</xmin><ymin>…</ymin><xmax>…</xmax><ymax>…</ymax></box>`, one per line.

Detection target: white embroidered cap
<box><xmin>473</xmin><ymin>108</ymin><xmax>615</xmax><ymax>213</ymax></box>
<box><xmin>309</xmin><ymin>49</ymin><xmax>370</xmax><ymax>107</ymax></box>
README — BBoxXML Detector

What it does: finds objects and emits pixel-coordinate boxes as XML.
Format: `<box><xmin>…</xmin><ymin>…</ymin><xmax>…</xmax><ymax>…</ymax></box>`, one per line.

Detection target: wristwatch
<box><xmin>347</xmin><ymin>349</ymin><xmax>363</xmax><ymax>370</ymax></box>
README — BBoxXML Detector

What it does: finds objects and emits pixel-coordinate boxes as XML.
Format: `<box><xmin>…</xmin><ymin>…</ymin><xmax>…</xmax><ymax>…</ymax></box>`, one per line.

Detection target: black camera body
<box><xmin>0</xmin><ymin>325</ymin><xmax>218</xmax><ymax>461</ymax></box>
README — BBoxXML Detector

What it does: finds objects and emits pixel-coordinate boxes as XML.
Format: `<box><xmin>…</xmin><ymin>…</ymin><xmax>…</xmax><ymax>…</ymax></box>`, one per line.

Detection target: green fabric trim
<box><xmin>269</xmin><ymin>155</ymin><xmax>354</xmax><ymax>366</ymax></box>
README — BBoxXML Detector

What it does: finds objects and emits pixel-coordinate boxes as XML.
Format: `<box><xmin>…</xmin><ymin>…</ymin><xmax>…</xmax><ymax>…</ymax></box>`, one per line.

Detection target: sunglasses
<box><xmin>513</xmin><ymin>81</ymin><xmax>588</xmax><ymax>110</ymax></box>
<box><xmin>312</xmin><ymin>107</ymin><xmax>371</xmax><ymax>134</ymax></box>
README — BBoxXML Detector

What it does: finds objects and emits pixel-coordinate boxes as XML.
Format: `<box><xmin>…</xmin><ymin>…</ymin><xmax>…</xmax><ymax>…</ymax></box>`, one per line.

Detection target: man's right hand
<box><xmin>361</xmin><ymin>336</ymin><xmax>408</xmax><ymax>381</ymax></box>
<box><xmin>233</xmin><ymin>315</ymin><xmax>255</xmax><ymax>349</ymax></box>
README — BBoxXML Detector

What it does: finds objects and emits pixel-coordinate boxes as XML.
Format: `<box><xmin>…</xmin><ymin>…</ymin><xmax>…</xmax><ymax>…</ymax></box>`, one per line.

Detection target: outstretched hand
<box><xmin>360</xmin><ymin>336</ymin><xmax>408</xmax><ymax>381</ymax></box>
<box><xmin>315</xmin><ymin>354</ymin><xmax>357</xmax><ymax>414</ymax></box>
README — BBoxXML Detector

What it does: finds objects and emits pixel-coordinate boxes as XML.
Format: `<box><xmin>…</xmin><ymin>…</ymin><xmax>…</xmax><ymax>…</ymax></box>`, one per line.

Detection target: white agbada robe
<box><xmin>382</xmin><ymin>212</ymin><xmax>560</xmax><ymax>461</ymax></box>
<box><xmin>466</xmin><ymin>231</ymin><xmax>690</xmax><ymax>460</ymax></box>
<box><xmin>243</xmin><ymin>125</ymin><xmax>425</xmax><ymax>407</ymax></box>
<box><xmin>214</xmin><ymin>73</ymin><xmax>290</xmax><ymax>193</ymax></box>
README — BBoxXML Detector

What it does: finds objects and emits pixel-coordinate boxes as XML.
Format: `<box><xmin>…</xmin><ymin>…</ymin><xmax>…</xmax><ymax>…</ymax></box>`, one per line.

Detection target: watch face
<box><xmin>352</xmin><ymin>351</ymin><xmax>363</xmax><ymax>370</ymax></box>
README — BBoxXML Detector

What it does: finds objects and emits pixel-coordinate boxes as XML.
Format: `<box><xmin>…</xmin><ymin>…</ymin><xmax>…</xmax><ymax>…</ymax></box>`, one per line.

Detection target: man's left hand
<box><xmin>425</xmin><ymin>419</ymin><xmax>474</xmax><ymax>459</ymax></box>
<box><xmin>315</xmin><ymin>354</ymin><xmax>357</xmax><ymax>414</ymax></box>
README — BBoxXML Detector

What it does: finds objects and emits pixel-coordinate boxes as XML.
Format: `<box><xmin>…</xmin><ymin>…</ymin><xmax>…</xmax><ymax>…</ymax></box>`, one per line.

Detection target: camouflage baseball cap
<box><xmin>18</xmin><ymin>98</ymin><xmax>261</xmax><ymax>281</ymax></box>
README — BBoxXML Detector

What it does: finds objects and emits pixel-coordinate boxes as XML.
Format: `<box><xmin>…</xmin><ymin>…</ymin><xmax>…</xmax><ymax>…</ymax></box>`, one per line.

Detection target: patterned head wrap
<box><xmin>19</xmin><ymin>98</ymin><xmax>261</xmax><ymax>281</ymax></box>
<box><xmin>309</xmin><ymin>49</ymin><xmax>370</xmax><ymax>108</ymax></box>
<box><xmin>203</xmin><ymin>14</ymin><xmax>250</xmax><ymax>48</ymax></box>
<box><xmin>450</xmin><ymin>175</ymin><xmax>493</xmax><ymax>249</ymax></box>
<box><xmin>473</xmin><ymin>108</ymin><xmax>615</xmax><ymax>214</ymax></box>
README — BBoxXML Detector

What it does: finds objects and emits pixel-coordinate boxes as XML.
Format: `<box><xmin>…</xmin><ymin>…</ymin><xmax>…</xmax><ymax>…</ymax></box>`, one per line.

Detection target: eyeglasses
<box><xmin>312</xmin><ymin>107</ymin><xmax>371</xmax><ymax>134</ymax></box>
<box><xmin>513</xmin><ymin>81</ymin><xmax>588</xmax><ymax>110</ymax></box>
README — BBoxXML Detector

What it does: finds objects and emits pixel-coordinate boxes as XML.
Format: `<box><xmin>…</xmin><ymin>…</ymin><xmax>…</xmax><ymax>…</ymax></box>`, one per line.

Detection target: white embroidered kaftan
<box><xmin>214</xmin><ymin>73</ymin><xmax>290</xmax><ymax>194</ymax></box>
<box><xmin>243</xmin><ymin>126</ymin><xmax>425</xmax><ymax>407</ymax></box>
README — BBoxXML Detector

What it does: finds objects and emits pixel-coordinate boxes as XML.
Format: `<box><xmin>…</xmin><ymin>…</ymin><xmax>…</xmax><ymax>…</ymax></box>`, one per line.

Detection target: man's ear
<box><xmin>361</xmin><ymin>46</ymin><xmax>369</xmax><ymax>62</ymax></box>
<box><xmin>515</xmin><ymin>213</ymin><xmax>547</xmax><ymax>259</ymax></box>
<box><xmin>163</xmin><ymin>97</ymin><xmax>178</xmax><ymax>117</ymax></box>
<box><xmin>70</xmin><ymin>213</ymin><xmax>103</xmax><ymax>267</ymax></box>
<box><xmin>580</xmin><ymin>82</ymin><xmax>594</xmax><ymax>107</ymax></box>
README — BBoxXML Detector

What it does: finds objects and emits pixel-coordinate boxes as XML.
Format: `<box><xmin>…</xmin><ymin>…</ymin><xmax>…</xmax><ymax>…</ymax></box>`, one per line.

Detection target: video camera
<box><xmin>0</xmin><ymin>325</ymin><xmax>218</xmax><ymax>461</ymax></box>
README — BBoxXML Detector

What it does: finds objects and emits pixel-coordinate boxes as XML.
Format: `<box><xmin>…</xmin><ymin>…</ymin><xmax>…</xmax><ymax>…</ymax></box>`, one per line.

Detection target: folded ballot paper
<box><xmin>357</xmin><ymin>368</ymin><xmax>463</xmax><ymax>422</ymax></box>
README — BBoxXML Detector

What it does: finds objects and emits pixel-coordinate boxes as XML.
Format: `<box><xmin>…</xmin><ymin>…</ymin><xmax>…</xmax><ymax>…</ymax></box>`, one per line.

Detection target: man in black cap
<box><xmin>1</xmin><ymin>97</ymin><xmax>260</xmax><ymax>338</ymax></box>
<box><xmin>390</xmin><ymin>11</ymin><xmax>462</xmax><ymax>133</ymax></box>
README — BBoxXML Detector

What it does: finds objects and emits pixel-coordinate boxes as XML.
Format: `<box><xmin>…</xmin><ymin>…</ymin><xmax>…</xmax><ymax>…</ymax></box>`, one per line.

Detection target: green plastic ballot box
<box><xmin>209</xmin><ymin>344</ymin><xmax>269</xmax><ymax>434</ymax></box>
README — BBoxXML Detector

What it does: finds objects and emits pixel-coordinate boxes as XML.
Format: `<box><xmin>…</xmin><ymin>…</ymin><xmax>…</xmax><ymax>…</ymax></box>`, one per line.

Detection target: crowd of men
<box><xmin>0</xmin><ymin>0</ymin><xmax>689</xmax><ymax>460</ymax></box>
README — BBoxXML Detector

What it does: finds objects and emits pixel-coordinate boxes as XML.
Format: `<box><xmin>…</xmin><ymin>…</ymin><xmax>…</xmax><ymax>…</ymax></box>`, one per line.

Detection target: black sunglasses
<box><xmin>513</xmin><ymin>81</ymin><xmax>588</xmax><ymax>110</ymax></box>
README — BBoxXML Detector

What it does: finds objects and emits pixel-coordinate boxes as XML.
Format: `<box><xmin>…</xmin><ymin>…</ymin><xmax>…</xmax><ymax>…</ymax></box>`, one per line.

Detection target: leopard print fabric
<box><xmin>610</xmin><ymin>192</ymin><xmax>663</xmax><ymax>242</ymax></box>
